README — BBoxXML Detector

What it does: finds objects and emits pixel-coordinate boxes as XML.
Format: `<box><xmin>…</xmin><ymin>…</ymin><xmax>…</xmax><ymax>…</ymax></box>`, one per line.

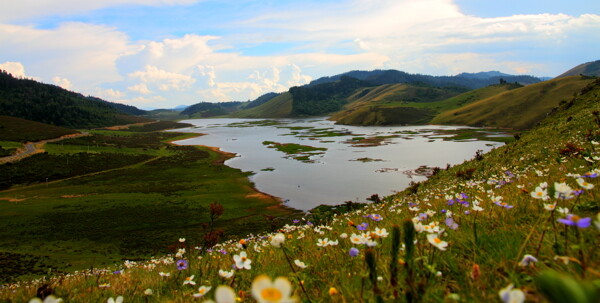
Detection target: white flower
<box><xmin>544</xmin><ymin>203</ymin><xmax>557</xmax><ymax>211</ymax></box>
<box><xmin>28</xmin><ymin>296</ymin><xmax>63</xmax><ymax>303</ymax></box>
<box><xmin>427</xmin><ymin>234</ymin><xmax>448</xmax><ymax>251</ymax></box>
<box><xmin>554</xmin><ymin>182</ymin><xmax>574</xmax><ymax>200</ymax></box>
<box><xmin>252</xmin><ymin>275</ymin><xmax>297</xmax><ymax>303</ymax></box>
<box><xmin>498</xmin><ymin>284</ymin><xmax>525</xmax><ymax>303</ymax></box>
<box><xmin>179</xmin><ymin>238</ymin><xmax>186</xmax><ymax>242</ymax></box>
<box><xmin>530</xmin><ymin>186</ymin><xmax>549</xmax><ymax>200</ymax></box>
<box><xmin>159</xmin><ymin>271</ymin><xmax>170</xmax><ymax>277</ymax></box>
<box><xmin>518</xmin><ymin>254</ymin><xmax>538</xmax><ymax>267</ymax></box>
<box><xmin>339</xmin><ymin>233</ymin><xmax>348</xmax><ymax>239</ymax></box>
<box><xmin>233</xmin><ymin>251</ymin><xmax>252</xmax><ymax>270</ymax></box>
<box><xmin>294</xmin><ymin>259</ymin><xmax>307</xmax><ymax>269</ymax></box>
<box><xmin>327</xmin><ymin>239</ymin><xmax>339</xmax><ymax>246</ymax></box>
<box><xmin>193</xmin><ymin>285</ymin><xmax>212</xmax><ymax>298</ymax></box>
<box><xmin>207</xmin><ymin>285</ymin><xmax>237</xmax><ymax>303</ymax></box>
<box><xmin>316</xmin><ymin>238</ymin><xmax>330</xmax><ymax>247</ymax></box>
<box><xmin>107</xmin><ymin>297</ymin><xmax>123</xmax><ymax>303</ymax></box>
<box><xmin>183</xmin><ymin>275</ymin><xmax>196</xmax><ymax>285</ymax></box>
<box><xmin>557</xmin><ymin>207</ymin><xmax>570</xmax><ymax>215</ymax></box>
<box><xmin>270</xmin><ymin>233</ymin><xmax>286</xmax><ymax>248</ymax></box>
<box><xmin>144</xmin><ymin>289</ymin><xmax>153</xmax><ymax>296</ymax></box>
<box><xmin>373</xmin><ymin>227</ymin><xmax>389</xmax><ymax>238</ymax></box>
<box><xmin>366</xmin><ymin>239</ymin><xmax>378</xmax><ymax>247</ymax></box>
<box><xmin>219</xmin><ymin>269</ymin><xmax>234</xmax><ymax>279</ymax></box>
<box><xmin>350</xmin><ymin>233</ymin><xmax>366</xmax><ymax>245</ymax></box>
<box><xmin>576</xmin><ymin>178</ymin><xmax>594</xmax><ymax>190</ymax></box>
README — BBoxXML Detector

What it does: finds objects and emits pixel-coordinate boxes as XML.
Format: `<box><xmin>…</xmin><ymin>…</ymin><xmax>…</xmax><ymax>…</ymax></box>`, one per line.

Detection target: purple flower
<box><xmin>583</xmin><ymin>172</ymin><xmax>598</xmax><ymax>178</ymax></box>
<box><xmin>464</xmin><ymin>210</ymin><xmax>471</xmax><ymax>215</ymax></box>
<box><xmin>370</xmin><ymin>214</ymin><xmax>383</xmax><ymax>221</ymax></box>
<box><xmin>518</xmin><ymin>254</ymin><xmax>538</xmax><ymax>267</ymax></box>
<box><xmin>176</xmin><ymin>259</ymin><xmax>188</xmax><ymax>270</ymax></box>
<box><xmin>219</xmin><ymin>249</ymin><xmax>227</xmax><ymax>255</ymax></box>
<box><xmin>447</xmin><ymin>199</ymin><xmax>456</xmax><ymax>206</ymax></box>
<box><xmin>494</xmin><ymin>201</ymin><xmax>514</xmax><ymax>209</ymax></box>
<box><xmin>306</xmin><ymin>221</ymin><xmax>313</xmax><ymax>226</ymax></box>
<box><xmin>293</xmin><ymin>219</ymin><xmax>300</xmax><ymax>224</ymax></box>
<box><xmin>505</xmin><ymin>171</ymin><xmax>515</xmax><ymax>178</ymax></box>
<box><xmin>445</xmin><ymin>217</ymin><xmax>458</xmax><ymax>230</ymax></box>
<box><xmin>349</xmin><ymin>247</ymin><xmax>359</xmax><ymax>257</ymax></box>
<box><xmin>460</xmin><ymin>193</ymin><xmax>469</xmax><ymax>199</ymax></box>
<box><xmin>573</xmin><ymin>189</ymin><xmax>585</xmax><ymax>196</ymax></box>
<box><xmin>558</xmin><ymin>214</ymin><xmax>592</xmax><ymax>228</ymax></box>
<box><xmin>418</xmin><ymin>213</ymin><xmax>428</xmax><ymax>221</ymax></box>
<box><xmin>357</xmin><ymin>223</ymin><xmax>369</xmax><ymax>231</ymax></box>
<box><xmin>441</xmin><ymin>209</ymin><xmax>447</xmax><ymax>213</ymax></box>
<box><xmin>113</xmin><ymin>270</ymin><xmax>122</xmax><ymax>275</ymax></box>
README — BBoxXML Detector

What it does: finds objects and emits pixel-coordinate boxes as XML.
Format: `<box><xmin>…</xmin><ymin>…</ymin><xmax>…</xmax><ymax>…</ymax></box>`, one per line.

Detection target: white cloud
<box><xmin>129</xmin><ymin>65</ymin><xmax>196</xmax><ymax>91</ymax></box>
<box><xmin>128</xmin><ymin>83</ymin><xmax>152</xmax><ymax>94</ymax></box>
<box><xmin>97</xmin><ymin>88</ymin><xmax>126</xmax><ymax>99</ymax></box>
<box><xmin>52</xmin><ymin>76</ymin><xmax>72</xmax><ymax>90</ymax></box>
<box><xmin>0</xmin><ymin>61</ymin><xmax>27</xmax><ymax>78</ymax></box>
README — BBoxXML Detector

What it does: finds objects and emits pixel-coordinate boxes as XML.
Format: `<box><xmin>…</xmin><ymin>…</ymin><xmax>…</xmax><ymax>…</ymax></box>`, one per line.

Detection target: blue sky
<box><xmin>0</xmin><ymin>0</ymin><xmax>599</xmax><ymax>108</ymax></box>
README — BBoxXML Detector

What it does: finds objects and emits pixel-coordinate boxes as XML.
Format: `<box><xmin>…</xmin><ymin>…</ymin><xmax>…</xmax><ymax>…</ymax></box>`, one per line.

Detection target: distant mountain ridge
<box><xmin>557</xmin><ymin>60</ymin><xmax>600</xmax><ymax>78</ymax></box>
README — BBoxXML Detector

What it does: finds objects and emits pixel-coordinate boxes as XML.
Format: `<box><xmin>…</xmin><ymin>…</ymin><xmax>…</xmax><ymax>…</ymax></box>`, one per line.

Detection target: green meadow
<box><xmin>0</xmin><ymin>126</ymin><xmax>298</xmax><ymax>284</ymax></box>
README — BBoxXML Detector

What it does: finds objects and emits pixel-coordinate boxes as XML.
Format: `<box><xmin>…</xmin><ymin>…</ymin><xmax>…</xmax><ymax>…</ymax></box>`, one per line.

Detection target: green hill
<box><xmin>557</xmin><ymin>60</ymin><xmax>600</xmax><ymax>78</ymax></box>
<box><xmin>430</xmin><ymin>76</ymin><xmax>596</xmax><ymax>129</ymax></box>
<box><xmin>232</xmin><ymin>92</ymin><xmax>294</xmax><ymax>118</ymax></box>
<box><xmin>0</xmin><ymin>116</ymin><xmax>78</xmax><ymax>142</ymax></box>
<box><xmin>0</xmin><ymin>70</ymin><xmax>150</xmax><ymax>128</ymax></box>
<box><xmin>330</xmin><ymin>83</ymin><xmax>487</xmax><ymax>125</ymax></box>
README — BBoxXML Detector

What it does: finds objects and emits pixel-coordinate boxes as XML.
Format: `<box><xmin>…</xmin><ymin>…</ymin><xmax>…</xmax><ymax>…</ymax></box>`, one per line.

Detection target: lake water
<box><xmin>172</xmin><ymin>118</ymin><xmax>505</xmax><ymax>211</ymax></box>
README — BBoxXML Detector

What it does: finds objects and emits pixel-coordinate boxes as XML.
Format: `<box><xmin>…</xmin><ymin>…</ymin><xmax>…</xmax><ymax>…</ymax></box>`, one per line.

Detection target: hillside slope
<box><xmin>557</xmin><ymin>59</ymin><xmax>600</xmax><ymax>78</ymax></box>
<box><xmin>231</xmin><ymin>92</ymin><xmax>294</xmax><ymax>118</ymax></box>
<box><xmin>430</xmin><ymin>76</ymin><xmax>596</xmax><ymax>129</ymax></box>
<box><xmin>0</xmin><ymin>116</ymin><xmax>78</xmax><ymax>142</ymax></box>
<box><xmin>330</xmin><ymin>83</ymin><xmax>514</xmax><ymax>125</ymax></box>
<box><xmin>0</xmin><ymin>70</ymin><xmax>150</xmax><ymax>128</ymax></box>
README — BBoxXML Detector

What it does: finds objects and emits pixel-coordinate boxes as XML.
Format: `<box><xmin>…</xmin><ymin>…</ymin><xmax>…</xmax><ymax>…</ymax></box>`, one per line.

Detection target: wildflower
<box><xmin>558</xmin><ymin>214</ymin><xmax>592</xmax><ymax>228</ymax></box>
<box><xmin>543</xmin><ymin>203</ymin><xmax>557</xmax><ymax>211</ymax></box>
<box><xmin>233</xmin><ymin>251</ymin><xmax>252</xmax><ymax>270</ymax></box>
<box><xmin>357</xmin><ymin>223</ymin><xmax>369</xmax><ymax>230</ymax></box>
<box><xmin>554</xmin><ymin>182</ymin><xmax>574</xmax><ymax>200</ymax></box>
<box><xmin>470</xmin><ymin>264</ymin><xmax>480</xmax><ymax>280</ymax></box>
<box><xmin>294</xmin><ymin>259</ymin><xmax>307</xmax><ymax>269</ymax></box>
<box><xmin>530</xmin><ymin>186</ymin><xmax>549</xmax><ymax>200</ymax></box>
<box><xmin>270</xmin><ymin>233</ymin><xmax>285</xmax><ymax>248</ymax></box>
<box><xmin>316</xmin><ymin>238</ymin><xmax>330</xmax><ymax>247</ymax></box>
<box><xmin>144</xmin><ymin>289</ymin><xmax>153</xmax><ymax>296</ymax></box>
<box><xmin>339</xmin><ymin>233</ymin><xmax>348</xmax><ymax>239</ymax></box>
<box><xmin>445</xmin><ymin>217</ymin><xmax>458</xmax><ymax>230</ymax></box>
<box><xmin>370</xmin><ymin>214</ymin><xmax>383</xmax><ymax>221</ymax></box>
<box><xmin>427</xmin><ymin>234</ymin><xmax>448</xmax><ymax>251</ymax></box>
<box><xmin>193</xmin><ymin>285</ymin><xmax>212</xmax><ymax>298</ymax></box>
<box><xmin>159</xmin><ymin>271</ymin><xmax>171</xmax><ymax>277</ymax></box>
<box><xmin>183</xmin><ymin>275</ymin><xmax>196</xmax><ymax>285</ymax></box>
<box><xmin>493</xmin><ymin>201</ymin><xmax>514</xmax><ymax>209</ymax></box>
<box><xmin>176</xmin><ymin>248</ymin><xmax>186</xmax><ymax>258</ymax></box>
<box><xmin>328</xmin><ymin>239</ymin><xmax>339</xmax><ymax>246</ymax></box>
<box><xmin>498</xmin><ymin>284</ymin><xmax>525</xmax><ymax>303</ymax></box>
<box><xmin>219</xmin><ymin>269</ymin><xmax>235</xmax><ymax>279</ymax></box>
<box><xmin>251</xmin><ymin>275</ymin><xmax>297</xmax><ymax>303</ymax></box>
<box><xmin>349</xmin><ymin>247</ymin><xmax>359</xmax><ymax>257</ymax></box>
<box><xmin>176</xmin><ymin>259</ymin><xmax>188</xmax><ymax>270</ymax></box>
<box><xmin>179</xmin><ymin>237</ymin><xmax>186</xmax><ymax>242</ymax></box>
<box><xmin>99</xmin><ymin>283</ymin><xmax>110</xmax><ymax>288</ymax></box>
<box><xmin>518</xmin><ymin>254</ymin><xmax>538</xmax><ymax>267</ymax></box>
<box><xmin>107</xmin><ymin>297</ymin><xmax>123</xmax><ymax>303</ymax></box>
<box><xmin>28</xmin><ymin>296</ymin><xmax>63</xmax><ymax>303</ymax></box>
<box><xmin>328</xmin><ymin>287</ymin><xmax>339</xmax><ymax>296</ymax></box>
<box><xmin>576</xmin><ymin>178</ymin><xmax>594</xmax><ymax>189</ymax></box>
<box><xmin>373</xmin><ymin>227</ymin><xmax>389</xmax><ymax>238</ymax></box>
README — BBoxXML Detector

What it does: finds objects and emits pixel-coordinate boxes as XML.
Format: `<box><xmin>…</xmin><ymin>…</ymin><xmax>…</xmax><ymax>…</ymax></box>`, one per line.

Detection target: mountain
<box><xmin>308</xmin><ymin>69</ymin><xmax>542</xmax><ymax>89</ymax></box>
<box><xmin>331</xmin><ymin>83</ymin><xmax>518</xmax><ymax>125</ymax></box>
<box><xmin>430</xmin><ymin>75</ymin><xmax>596</xmax><ymax>129</ymax></box>
<box><xmin>557</xmin><ymin>60</ymin><xmax>600</xmax><ymax>78</ymax></box>
<box><xmin>231</xmin><ymin>92</ymin><xmax>294</xmax><ymax>118</ymax></box>
<box><xmin>180</xmin><ymin>101</ymin><xmax>246</xmax><ymax>118</ymax></box>
<box><xmin>0</xmin><ymin>70</ymin><xmax>150</xmax><ymax>128</ymax></box>
<box><xmin>243</xmin><ymin>92</ymin><xmax>281</xmax><ymax>109</ymax></box>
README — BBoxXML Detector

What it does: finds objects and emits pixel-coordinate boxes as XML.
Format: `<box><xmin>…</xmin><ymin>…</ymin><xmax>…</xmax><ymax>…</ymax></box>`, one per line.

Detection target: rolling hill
<box><xmin>0</xmin><ymin>70</ymin><xmax>150</xmax><ymax>129</ymax></box>
<box><xmin>0</xmin><ymin>115</ymin><xmax>79</xmax><ymax>142</ymax></box>
<box><xmin>231</xmin><ymin>92</ymin><xmax>294</xmax><ymax>118</ymax></box>
<box><xmin>557</xmin><ymin>60</ymin><xmax>600</xmax><ymax>78</ymax></box>
<box><xmin>331</xmin><ymin>83</ymin><xmax>518</xmax><ymax>125</ymax></box>
<box><xmin>430</xmin><ymin>75</ymin><xmax>596</xmax><ymax>129</ymax></box>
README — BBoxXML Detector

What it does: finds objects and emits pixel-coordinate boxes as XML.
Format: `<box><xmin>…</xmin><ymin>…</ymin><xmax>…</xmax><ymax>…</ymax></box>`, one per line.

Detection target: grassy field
<box><xmin>0</xmin><ymin>124</ymin><xmax>298</xmax><ymax>284</ymax></box>
<box><xmin>0</xmin><ymin>116</ymin><xmax>78</xmax><ymax>142</ymax></box>
<box><xmin>2</xmin><ymin>79</ymin><xmax>598</xmax><ymax>302</ymax></box>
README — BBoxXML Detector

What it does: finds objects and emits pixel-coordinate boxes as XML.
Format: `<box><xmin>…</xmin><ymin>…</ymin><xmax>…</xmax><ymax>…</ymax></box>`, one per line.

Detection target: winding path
<box><xmin>0</xmin><ymin>132</ymin><xmax>89</xmax><ymax>164</ymax></box>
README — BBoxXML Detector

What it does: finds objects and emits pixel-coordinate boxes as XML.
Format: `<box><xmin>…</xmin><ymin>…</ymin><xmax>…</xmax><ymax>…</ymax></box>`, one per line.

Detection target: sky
<box><xmin>0</xmin><ymin>0</ymin><xmax>599</xmax><ymax>109</ymax></box>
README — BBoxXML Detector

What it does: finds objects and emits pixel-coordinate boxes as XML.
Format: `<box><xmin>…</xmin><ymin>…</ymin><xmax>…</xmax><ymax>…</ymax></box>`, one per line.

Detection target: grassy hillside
<box><xmin>557</xmin><ymin>60</ymin><xmax>600</xmax><ymax>78</ymax></box>
<box><xmin>2</xmin><ymin>80</ymin><xmax>599</xmax><ymax>302</ymax></box>
<box><xmin>330</xmin><ymin>83</ymin><xmax>491</xmax><ymax>125</ymax></box>
<box><xmin>431</xmin><ymin>76</ymin><xmax>596</xmax><ymax>129</ymax></box>
<box><xmin>232</xmin><ymin>92</ymin><xmax>294</xmax><ymax>118</ymax></box>
<box><xmin>0</xmin><ymin>116</ymin><xmax>78</xmax><ymax>142</ymax></box>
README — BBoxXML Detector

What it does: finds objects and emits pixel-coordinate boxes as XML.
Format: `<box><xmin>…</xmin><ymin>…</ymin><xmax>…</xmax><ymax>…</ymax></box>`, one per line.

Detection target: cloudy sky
<box><xmin>1</xmin><ymin>0</ymin><xmax>599</xmax><ymax>109</ymax></box>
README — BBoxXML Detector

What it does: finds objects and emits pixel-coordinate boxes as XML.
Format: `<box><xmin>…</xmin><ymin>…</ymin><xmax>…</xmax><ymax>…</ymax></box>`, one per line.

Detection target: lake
<box><xmin>172</xmin><ymin>118</ymin><xmax>506</xmax><ymax>211</ymax></box>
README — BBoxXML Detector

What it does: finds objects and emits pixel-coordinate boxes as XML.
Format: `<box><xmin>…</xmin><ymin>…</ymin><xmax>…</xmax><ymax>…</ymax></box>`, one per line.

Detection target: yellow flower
<box><xmin>251</xmin><ymin>275</ymin><xmax>298</xmax><ymax>303</ymax></box>
<box><xmin>328</xmin><ymin>287</ymin><xmax>339</xmax><ymax>296</ymax></box>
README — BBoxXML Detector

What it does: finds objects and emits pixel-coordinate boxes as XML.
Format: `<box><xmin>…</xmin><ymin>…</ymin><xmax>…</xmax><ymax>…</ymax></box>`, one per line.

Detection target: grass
<box><xmin>0</xmin><ymin>116</ymin><xmax>78</xmax><ymax>142</ymax></box>
<box><xmin>1</xmin><ymin>79</ymin><xmax>600</xmax><ymax>302</ymax></box>
<box><xmin>431</xmin><ymin>76</ymin><xmax>596</xmax><ymax>129</ymax></box>
<box><xmin>0</xmin><ymin>130</ymin><xmax>298</xmax><ymax>285</ymax></box>
<box><xmin>262</xmin><ymin>141</ymin><xmax>327</xmax><ymax>162</ymax></box>
<box><xmin>232</xmin><ymin>93</ymin><xmax>294</xmax><ymax>118</ymax></box>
